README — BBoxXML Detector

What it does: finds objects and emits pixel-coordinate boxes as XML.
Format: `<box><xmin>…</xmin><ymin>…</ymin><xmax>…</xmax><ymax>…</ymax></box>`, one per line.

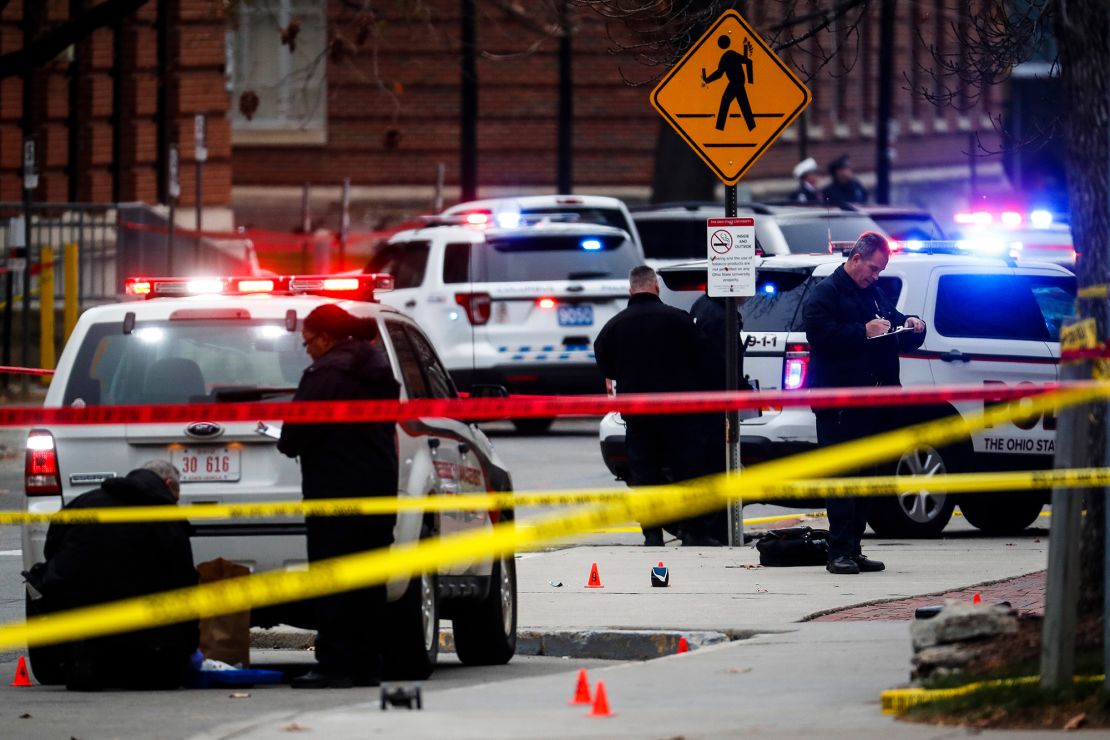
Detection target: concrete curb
<box><xmin>250</xmin><ymin>626</ymin><xmax>735</xmax><ymax>661</ymax></box>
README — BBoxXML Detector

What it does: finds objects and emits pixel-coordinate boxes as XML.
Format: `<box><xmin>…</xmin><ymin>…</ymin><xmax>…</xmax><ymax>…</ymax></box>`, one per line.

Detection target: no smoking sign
<box><xmin>707</xmin><ymin>217</ymin><xmax>756</xmax><ymax>297</ymax></box>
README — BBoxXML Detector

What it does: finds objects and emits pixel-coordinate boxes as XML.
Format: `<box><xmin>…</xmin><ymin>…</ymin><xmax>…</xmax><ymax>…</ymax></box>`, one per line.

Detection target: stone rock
<box><xmin>911</xmin><ymin>599</ymin><xmax>1017</xmax><ymax>651</ymax></box>
<box><xmin>910</xmin><ymin>642</ymin><xmax>983</xmax><ymax>680</ymax></box>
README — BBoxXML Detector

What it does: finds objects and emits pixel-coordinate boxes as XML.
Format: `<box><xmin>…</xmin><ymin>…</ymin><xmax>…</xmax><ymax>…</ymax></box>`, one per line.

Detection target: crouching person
<box><xmin>25</xmin><ymin>460</ymin><xmax>199</xmax><ymax>690</ymax></box>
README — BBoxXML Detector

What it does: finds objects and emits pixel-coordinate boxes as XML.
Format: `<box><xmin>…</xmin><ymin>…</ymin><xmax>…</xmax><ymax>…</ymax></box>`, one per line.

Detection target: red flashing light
<box><xmin>463</xmin><ymin>211</ymin><xmax>492</xmax><ymax>226</ymax></box>
<box><xmin>887</xmin><ymin>240</ymin><xmax>902</xmax><ymax>252</ymax></box>
<box><xmin>25</xmin><ymin>430</ymin><xmax>61</xmax><ymax>496</ymax></box>
<box><xmin>236</xmin><ymin>279</ymin><xmax>274</xmax><ymax>293</ymax></box>
<box><xmin>125</xmin><ymin>274</ymin><xmax>393</xmax><ymax>300</ymax></box>
<box><xmin>536</xmin><ymin>297</ymin><xmax>557</xmax><ymax>309</ymax></box>
<box><xmin>455</xmin><ymin>292</ymin><xmax>492</xmax><ymax>325</ymax></box>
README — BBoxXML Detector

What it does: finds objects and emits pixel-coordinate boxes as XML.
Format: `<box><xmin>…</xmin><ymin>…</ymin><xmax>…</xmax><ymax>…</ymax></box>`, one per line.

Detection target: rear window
<box><xmin>637</xmin><ymin>218</ymin><xmax>706</xmax><ymax>261</ymax></box>
<box><xmin>443</xmin><ymin>235</ymin><xmax>640</xmax><ymax>283</ymax></box>
<box><xmin>363</xmin><ymin>241</ymin><xmax>430</xmax><ymax>289</ymax></box>
<box><xmin>776</xmin><ymin>216</ymin><xmax>885</xmax><ymax>253</ymax></box>
<box><xmin>63</xmin><ymin>321</ymin><xmax>310</xmax><ymax>406</ymax></box>
<box><xmin>740</xmin><ymin>269</ymin><xmax>813</xmax><ymax>331</ymax></box>
<box><xmin>934</xmin><ymin>274</ymin><xmax>1076</xmax><ymax>342</ymax></box>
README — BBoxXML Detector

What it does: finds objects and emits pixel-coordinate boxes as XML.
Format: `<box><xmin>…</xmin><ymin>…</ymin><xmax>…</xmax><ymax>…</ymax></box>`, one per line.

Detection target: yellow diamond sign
<box><xmin>651</xmin><ymin>10</ymin><xmax>812</xmax><ymax>185</ymax></box>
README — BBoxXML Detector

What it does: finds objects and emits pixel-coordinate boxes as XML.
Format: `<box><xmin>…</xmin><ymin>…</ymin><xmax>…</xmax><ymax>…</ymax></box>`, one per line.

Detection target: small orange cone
<box><xmin>589</xmin><ymin>680</ymin><xmax>614</xmax><ymax>717</ymax></box>
<box><xmin>585</xmin><ymin>562</ymin><xmax>604</xmax><ymax>588</ymax></box>
<box><xmin>677</xmin><ymin>636</ymin><xmax>689</xmax><ymax>654</ymax></box>
<box><xmin>570</xmin><ymin>668</ymin><xmax>591</xmax><ymax>705</ymax></box>
<box><xmin>11</xmin><ymin>656</ymin><xmax>32</xmax><ymax>687</ymax></box>
<box><xmin>973</xmin><ymin>592</ymin><xmax>982</xmax><ymax>604</ymax></box>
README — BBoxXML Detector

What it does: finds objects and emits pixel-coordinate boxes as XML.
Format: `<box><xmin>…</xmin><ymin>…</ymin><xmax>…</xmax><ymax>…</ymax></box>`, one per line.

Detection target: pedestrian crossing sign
<box><xmin>650</xmin><ymin>10</ymin><xmax>812</xmax><ymax>185</ymax></box>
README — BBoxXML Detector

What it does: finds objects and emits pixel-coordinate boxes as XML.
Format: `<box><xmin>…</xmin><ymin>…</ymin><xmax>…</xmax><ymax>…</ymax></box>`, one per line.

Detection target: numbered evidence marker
<box><xmin>707</xmin><ymin>217</ymin><xmax>756</xmax><ymax>297</ymax></box>
<box><xmin>650</xmin><ymin>9</ymin><xmax>811</xmax><ymax>185</ymax></box>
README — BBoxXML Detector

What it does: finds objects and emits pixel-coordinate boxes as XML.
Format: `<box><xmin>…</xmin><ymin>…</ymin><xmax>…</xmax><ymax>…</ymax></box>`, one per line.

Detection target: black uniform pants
<box><xmin>815</xmin><ymin>407</ymin><xmax>883</xmax><ymax>561</ymax></box>
<box><xmin>306</xmin><ymin>513</ymin><xmax>395</xmax><ymax>678</ymax></box>
<box><xmin>626</xmin><ymin>415</ymin><xmax>705</xmax><ymax>538</ymax></box>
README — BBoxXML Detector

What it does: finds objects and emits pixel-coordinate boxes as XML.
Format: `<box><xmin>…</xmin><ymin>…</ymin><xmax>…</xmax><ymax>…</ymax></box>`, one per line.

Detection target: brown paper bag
<box><xmin>196</xmin><ymin>558</ymin><xmax>251</xmax><ymax>667</ymax></box>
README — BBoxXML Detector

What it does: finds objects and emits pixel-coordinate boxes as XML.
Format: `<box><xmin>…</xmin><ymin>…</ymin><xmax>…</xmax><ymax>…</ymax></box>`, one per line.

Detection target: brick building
<box><xmin>2</xmin><ymin>1</ymin><xmax>1004</xmax><ymax>231</ymax></box>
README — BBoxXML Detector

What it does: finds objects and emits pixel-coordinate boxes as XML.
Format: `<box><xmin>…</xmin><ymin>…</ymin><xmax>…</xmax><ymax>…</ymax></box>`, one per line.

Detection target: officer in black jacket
<box><xmin>595</xmin><ymin>266</ymin><xmax>718</xmax><ymax>546</ymax></box>
<box><xmin>279</xmin><ymin>304</ymin><xmax>401</xmax><ymax>688</ymax></box>
<box><xmin>26</xmin><ymin>460</ymin><xmax>198</xmax><ymax>690</ymax></box>
<box><xmin>802</xmin><ymin>233</ymin><xmax>926</xmax><ymax>574</ymax></box>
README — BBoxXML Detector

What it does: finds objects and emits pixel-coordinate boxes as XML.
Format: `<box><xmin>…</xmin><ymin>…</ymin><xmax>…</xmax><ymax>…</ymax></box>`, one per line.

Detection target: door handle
<box><xmin>404</xmin><ymin>300</ymin><xmax>417</xmax><ymax>309</ymax></box>
<box><xmin>939</xmin><ymin>350</ymin><xmax>971</xmax><ymax>363</ymax></box>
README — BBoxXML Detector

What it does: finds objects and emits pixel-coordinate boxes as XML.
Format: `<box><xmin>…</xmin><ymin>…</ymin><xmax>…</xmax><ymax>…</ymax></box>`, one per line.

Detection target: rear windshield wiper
<box><xmin>210</xmin><ymin>386</ymin><xmax>298</xmax><ymax>402</ymax></box>
<box><xmin>567</xmin><ymin>271</ymin><xmax>611</xmax><ymax>280</ymax></box>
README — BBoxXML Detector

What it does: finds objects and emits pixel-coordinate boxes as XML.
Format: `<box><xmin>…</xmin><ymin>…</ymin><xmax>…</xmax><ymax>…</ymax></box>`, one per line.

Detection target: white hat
<box><xmin>793</xmin><ymin>157</ymin><xmax>818</xmax><ymax>179</ymax></box>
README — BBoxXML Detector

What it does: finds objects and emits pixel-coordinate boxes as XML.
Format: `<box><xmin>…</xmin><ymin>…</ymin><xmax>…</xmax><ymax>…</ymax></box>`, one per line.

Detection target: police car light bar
<box><xmin>125</xmin><ymin>274</ymin><xmax>394</xmax><ymax>299</ymax></box>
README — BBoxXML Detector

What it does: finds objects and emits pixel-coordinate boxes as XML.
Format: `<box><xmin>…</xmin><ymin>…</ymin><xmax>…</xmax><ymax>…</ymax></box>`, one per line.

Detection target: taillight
<box><xmin>25</xmin><ymin>430</ymin><xmax>61</xmax><ymax>496</ymax></box>
<box><xmin>455</xmin><ymin>292</ymin><xmax>492</xmax><ymax>325</ymax></box>
<box><xmin>782</xmin><ymin>342</ymin><xmax>810</xmax><ymax>390</ymax></box>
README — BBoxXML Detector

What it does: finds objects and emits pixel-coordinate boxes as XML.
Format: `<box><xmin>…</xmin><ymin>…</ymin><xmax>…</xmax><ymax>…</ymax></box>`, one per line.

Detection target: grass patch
<box><xmin>903</xmin><ymin>681</ymin><xmax>1110</xmax><ymax>729</ymax></box>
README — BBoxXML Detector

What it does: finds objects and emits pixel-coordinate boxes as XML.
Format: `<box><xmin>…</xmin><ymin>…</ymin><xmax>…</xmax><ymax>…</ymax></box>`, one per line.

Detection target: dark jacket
<box><xmin>791</xmin><ymin>183</ymin><xmax>822</xmax><ymax>204</ymax></box>
<box><xmin>689</xmin><ymin>294</ymin><xmax>751</xmax><ymax>392</ymax></box>
<box><xmin>279</xmin><ymin>338</ymin><xmax>401</xmax><ymax>500</ymax></box>
<box><xmin>594</xmin><ymin>292</ymin><xmax>710</xmax><ymax>395</ymax></box>
<box><xmin>30</xmin><ymin>469</ymin><xmax>199</xmax><ymax>688</ymax></box>
<box><xmin>822</xmin><ymin>178</ymin><xmax>868</xmax><ymax>205</ymax></box>
<box><xmin>802</xmin><ymin>264</ymin><xmax>926</xmax><ymax>392</ymax></box>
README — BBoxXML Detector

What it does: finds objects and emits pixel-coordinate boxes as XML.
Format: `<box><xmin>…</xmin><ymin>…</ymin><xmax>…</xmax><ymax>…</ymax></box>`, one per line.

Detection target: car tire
<box><xmin>383</xmin><ymin>526</ymin><xmax>439</xmax><ymax>680</ymax></box>
<box><xmin>960</xmin><ymin>492</ymin><xmax>1044</xmax><ymax>535</ymax></box>
<box><xmin>867</xmin><ymin>443</ymin><xmax>959</xmax><ymax>538</ymax></box>
<box><xmin>452</xmin><ymin>552</ymin><xmax>517</xmax><ymax>666</ymax></box>
<box><xmin>25</xmin><ymin>594</ymin><xmax>68</xmax><ymax>685</ymax></box>
<box><xmin>512</xmin><ymin>417</ymin><xmax>554</xmax><ymax>434</ymax></box>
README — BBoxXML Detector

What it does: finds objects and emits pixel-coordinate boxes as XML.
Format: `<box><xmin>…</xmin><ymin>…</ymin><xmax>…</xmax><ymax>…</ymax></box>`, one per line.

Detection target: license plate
<box><xmin>171</xmin><ymin>446</ymin><xmax>241</xmax><ymax>482</ymax></box>
<box><xmin>557</xmin><ymin>305</ymin><xmax>593</xmax><ymax>326</ymax></box>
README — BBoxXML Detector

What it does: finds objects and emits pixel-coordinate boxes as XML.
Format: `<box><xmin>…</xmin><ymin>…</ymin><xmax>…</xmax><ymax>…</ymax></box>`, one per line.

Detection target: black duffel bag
<box><xmin>755</xmin><ymin>526</ymin><xmax>830</xmax><ymax>567</ymax></box>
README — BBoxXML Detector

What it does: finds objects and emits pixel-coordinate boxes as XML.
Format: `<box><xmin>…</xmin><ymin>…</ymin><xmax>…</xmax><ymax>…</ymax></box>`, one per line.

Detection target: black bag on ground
<box><xmin>755</xmin><ymin>526</ymin><xmax>830</xmax><ymax>567</ymax></box>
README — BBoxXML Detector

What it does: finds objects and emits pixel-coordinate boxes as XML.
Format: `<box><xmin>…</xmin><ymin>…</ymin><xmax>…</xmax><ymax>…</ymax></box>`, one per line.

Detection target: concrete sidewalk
<box><xmin>219</xmin><ymin>534</ymin><xmax>1051</xmax><ymax>739</ymax></box>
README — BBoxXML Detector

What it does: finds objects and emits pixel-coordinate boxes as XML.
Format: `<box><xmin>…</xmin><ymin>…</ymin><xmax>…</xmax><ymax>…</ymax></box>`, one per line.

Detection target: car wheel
<box><xmin>383</xmin><ymin>526</ymin><xmax>439</xmax><ymax>680</ymax></box>
<box><xmin>960</xmin><ymin>492</ymin><xmax>1044</xmax><ymax>535</ymax></box>
<box><xmin>452</xmin><ymin>552</ymin><xmax>517</xmax><ymax>666</ymax></box>
<box><xmin>867</xmin><ymin>444</ymin><xmax>957</xmax><ymax>538</ymax></box>
<box><xmin>512</xmin><ymin>417</ymin><xmax>554</xmax><ymax>434</ymax></box>
<box><xmin>25</xmin><ymin>594</ymin><xmax>68</xmax><ymax>685</ymax></box>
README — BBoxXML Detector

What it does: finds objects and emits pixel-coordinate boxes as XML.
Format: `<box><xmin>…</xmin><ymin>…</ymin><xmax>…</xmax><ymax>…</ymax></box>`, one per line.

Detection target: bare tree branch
<box><xmin>0</xmin><ymin>0</ymin><xmax>150</xmax><ymax>79</ymax></box>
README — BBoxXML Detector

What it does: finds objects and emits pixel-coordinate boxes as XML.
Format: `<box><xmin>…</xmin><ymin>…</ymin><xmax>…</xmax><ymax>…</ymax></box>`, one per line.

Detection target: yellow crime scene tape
<box><xmin>0</xmin><ymin>383</ymin><xmax>1102</xmax><ymax>652</ymax></box>
<box><xmin>881</xmin><ymin>674</ymin><xmax>1106</xmax><ymax>715</ymax></box>
<box><xmin>3</xmin><ymin>466</ymin><xmax>1108</xmax><ymax>526</ymax></box>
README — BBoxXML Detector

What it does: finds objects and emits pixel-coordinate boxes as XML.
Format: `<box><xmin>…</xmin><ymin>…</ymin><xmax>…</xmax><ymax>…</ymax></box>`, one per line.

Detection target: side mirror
<box><xmin>468</xmin><ymin>384</ymin><xmax>509</xmax><ymax>399</ymax></box>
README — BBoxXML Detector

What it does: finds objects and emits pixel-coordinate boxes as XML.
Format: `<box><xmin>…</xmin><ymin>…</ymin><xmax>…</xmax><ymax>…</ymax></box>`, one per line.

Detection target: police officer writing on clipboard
<box><xmin>801</xmin><ymin>233</ymin><xmax>926</xmax><ymax>574</ymax></box>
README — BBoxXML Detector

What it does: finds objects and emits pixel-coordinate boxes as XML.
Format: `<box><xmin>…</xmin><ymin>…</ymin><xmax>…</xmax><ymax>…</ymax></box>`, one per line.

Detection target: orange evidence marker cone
<box><xmin>570</xmin><ymin>669</ymin><xmax>592</xmax><ymax>705</ymax></box>
<box><xmin>585</xmin><ymin>562</ymin><xmax>604</xmax><ymax>588</ymax></box>
<box><xmin>973</xmin><ymin>592</ymin><xmax>982</xmax><ymax>604</ymax></box>
<box><xmin>11</xmin><ymin>656</ymin><xmax>32</xmax><ymax>687</ymax></box>
<box><xmin>677</xmin><ymin>636</ymin><xmax>689</xmax><ymax>654</ymax></box>
<box><xmin>589</xmin><ymin>680</ymin><xmax>614</xmax><ymax>717</ymax></box>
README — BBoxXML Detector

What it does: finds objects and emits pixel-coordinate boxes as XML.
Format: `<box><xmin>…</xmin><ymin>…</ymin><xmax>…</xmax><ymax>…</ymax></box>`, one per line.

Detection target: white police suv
<box><xmin>364</xmin><ymin>218</ymin><xmax>644</xmax><ymax>433</ymax></box>
<box><xmin>601</xmin><ymin>245</ymin><xmax>1074</xmax><ymax>537</ymax></box>
<box><xmin>22</xmin><ymin>273</ymin><xmax>516</xmax><ymax>683</ymax></box>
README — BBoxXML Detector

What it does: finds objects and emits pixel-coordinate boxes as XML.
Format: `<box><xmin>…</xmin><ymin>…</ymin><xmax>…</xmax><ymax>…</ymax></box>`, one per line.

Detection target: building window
<box><xmin>227</xmin><ymin>0</ymin><xmax>328</xmax><ymax>145</ymax></box>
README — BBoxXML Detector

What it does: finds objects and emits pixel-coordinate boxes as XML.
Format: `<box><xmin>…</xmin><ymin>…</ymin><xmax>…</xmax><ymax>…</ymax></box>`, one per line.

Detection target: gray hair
<box><xmin>629</xmin><ymin>265</ymin><xmax>658</xmax><ymax>293</ymax></box>
<box><xmin>847</xmin><ymin>231</ymin><xmax>890</xmax><ymax>262</ymax></box>
<box><xmin>141</xmin><ymin>459</ymin><xmax>180</xmax><ymax>485</ymax></box>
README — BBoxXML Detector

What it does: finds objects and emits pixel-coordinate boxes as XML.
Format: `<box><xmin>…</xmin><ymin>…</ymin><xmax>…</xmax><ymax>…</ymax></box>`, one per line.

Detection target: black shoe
<box><xmin>826</xmin><ymin>556</ymin><xmax>860</xmax><ymax>575</ymax></box>
<box><xmin>853</xmin><ymin>555</ymin><xmax>885</xmax><ymax>572</ymax></box>
<box><xmin>291</xmin><ymin>670</ymin><xmax>354</xmax><ymax>689</ymax></box>
<box><xmin>643</xmin><ymin>530</ymin><xmax>664</xmax><ymax>547</ymax></box>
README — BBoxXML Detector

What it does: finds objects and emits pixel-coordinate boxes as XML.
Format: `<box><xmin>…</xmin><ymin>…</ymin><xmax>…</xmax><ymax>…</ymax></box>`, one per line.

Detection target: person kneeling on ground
<box><xmin>24</xmin><ymin>460</ymin><xmax>199</xmax><ymax>690</ymax></box>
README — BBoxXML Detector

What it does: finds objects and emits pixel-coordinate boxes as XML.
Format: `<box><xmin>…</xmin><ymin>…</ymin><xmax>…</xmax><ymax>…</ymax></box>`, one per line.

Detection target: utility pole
<box><xmin>875</xmin><ymin>0</ymin><xmax>895</xmax><ymax>204</ymax></box>
<box><xmin>557</xmin><ymin>0</ymin><xmax>574</xmax><ymax>194</ymax></box>
<box><xmin>460</xmin><ymin>0</ymin><xmax>478</xmax><ymax>202</ymax></box>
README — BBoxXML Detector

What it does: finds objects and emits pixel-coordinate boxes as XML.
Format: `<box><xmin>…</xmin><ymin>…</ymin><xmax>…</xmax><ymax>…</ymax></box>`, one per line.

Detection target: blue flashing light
<box><xmin>761</xmin><ymin>282</ymin><xmax>777</xmax><ymax>295</ymax></box>
<box><xmin>581</xmin><ymin>238</ymin><xmax>602</xmax><ymax>251</ymax></box>
<box><xmin>1030</xmin><ymin>209</ymin><xmax>1053</xmax><ymax>229</ymax></box>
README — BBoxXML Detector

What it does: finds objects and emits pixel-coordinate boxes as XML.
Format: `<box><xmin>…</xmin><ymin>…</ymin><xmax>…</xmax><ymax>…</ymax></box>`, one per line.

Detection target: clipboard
<box><xmin>868</xmin><ymin>325</ymin><xmax>910</xmax><ymax>340</ymax></box>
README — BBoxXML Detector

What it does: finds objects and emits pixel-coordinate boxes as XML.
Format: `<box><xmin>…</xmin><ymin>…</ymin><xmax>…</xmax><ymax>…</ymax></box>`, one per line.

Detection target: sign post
<box><xmin>651</xmin><ymin>10</ymin><xmax>810</xmax><ymax>546</ymax></box>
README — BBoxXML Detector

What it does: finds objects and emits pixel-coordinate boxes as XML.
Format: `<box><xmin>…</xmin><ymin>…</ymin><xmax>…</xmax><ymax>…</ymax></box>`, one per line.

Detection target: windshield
<box><xmin>443</xmin><ymin>235</ymin><xmax>640</xmax><ymax>283</ymax></box>
<box><xmin>777</xmin><ymin>216</ymin><xmax>885</xmax><ymax>253</ymax></box>
<box><xmin>63</xmin><ymin>321</ymin><xmax>310</xmax><ymax>406</ymax></box>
